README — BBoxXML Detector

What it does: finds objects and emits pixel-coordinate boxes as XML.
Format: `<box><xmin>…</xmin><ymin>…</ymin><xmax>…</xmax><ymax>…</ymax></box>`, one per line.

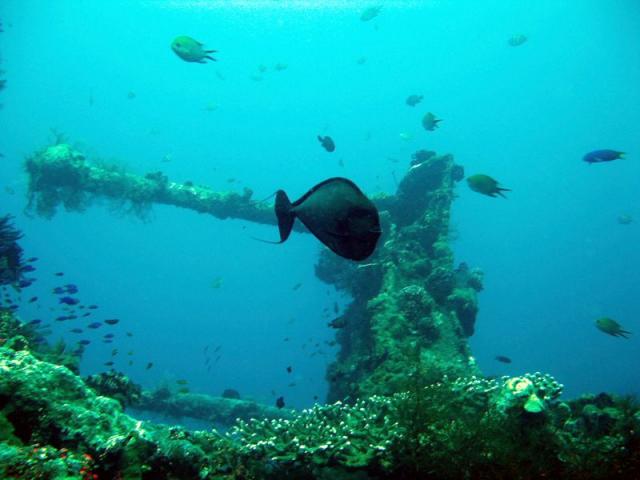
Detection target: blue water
<box><xmin>1</xmin><ymin>1</ymin><xmax>638</xmax><ymax>410</ymax></box>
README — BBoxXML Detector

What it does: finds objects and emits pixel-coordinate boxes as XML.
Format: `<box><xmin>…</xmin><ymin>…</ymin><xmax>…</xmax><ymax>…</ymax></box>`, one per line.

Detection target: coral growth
<box><xmin>321</xmin><ymin>151</ymin><xmax>480</xmax><ymax>401</ymax></box>
<box><xmin>25</xmin><ymin>143</ymin><xmax>283</xmax><ymax>226</ymax></box>
<box><xmin>85</xmin><ymin>370</ymin><xmax>142</xmax><ymax>408</ymax></box>
<box><xmin>3</xmin><ymin>343</ymin><xmax>638</xmax><ymax>478</ymax></box>
<box><xmin>139</xmin><ymin>386</ymin><xmax>289</xmax><ymax>428</ymax></box>
<box><xmin>0</xmin><ymin>309</ymin><xmax>81</xmax><ymax>372</ymax></box>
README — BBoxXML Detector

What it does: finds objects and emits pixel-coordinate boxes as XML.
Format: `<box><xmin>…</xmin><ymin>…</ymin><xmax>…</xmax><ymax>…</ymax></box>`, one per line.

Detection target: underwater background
<box><xmin>1</xmin><ymin>0</ymin><xmax>639</xmax><ymax>420</ymax></box>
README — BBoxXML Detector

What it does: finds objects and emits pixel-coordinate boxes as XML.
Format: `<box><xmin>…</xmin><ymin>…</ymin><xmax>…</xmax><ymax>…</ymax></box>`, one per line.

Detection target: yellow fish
<box><xmin>467</xmin><ymin>174</ymin><xmax>510</xmax><ymax>198</ymax></box>
<box><xmin>596</xmin><ymin>317</ymin><xmax>631</xmax><ymax>339</ymax></box>
<box><xmin>171</xmin><ymin>36</ymin><xmax>216</xmax><ymax>64</ymax></box>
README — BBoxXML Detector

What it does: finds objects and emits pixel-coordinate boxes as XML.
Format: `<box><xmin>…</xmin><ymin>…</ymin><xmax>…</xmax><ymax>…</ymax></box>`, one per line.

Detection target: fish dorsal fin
<box><xmin>291</xmin><ymin>177</ymin><xmax>360</xmax><ymax>208</ymax></box>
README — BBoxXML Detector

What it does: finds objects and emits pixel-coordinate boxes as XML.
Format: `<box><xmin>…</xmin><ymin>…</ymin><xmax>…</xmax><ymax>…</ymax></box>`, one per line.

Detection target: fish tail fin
<box><xmin>275</xmin><ymin>190</ymin><xmax>295</xmax><ymax>242</ymax></box>
<box><xmin>206</xmin><ymin>49</ymin><xmax>217</xmax><ymax>53</ymax></box>
<box><xmin>205</xmin><ymin>55</ymin><xmax>217</xmax><ymax>62</ymax></box>
<box><xmin>497</xmin><ymin>187</ymin><xmax>511</xmax><ymax>198</ymax></box>
<box><xmin>618</xmin><ymin>152</ymin><xmax>626</xmax><ymax>158</ymax></box>
<box><xmin>619</xmin><ymin>330</ymin><xmax>631</xmax><ymax>338</ymax></box>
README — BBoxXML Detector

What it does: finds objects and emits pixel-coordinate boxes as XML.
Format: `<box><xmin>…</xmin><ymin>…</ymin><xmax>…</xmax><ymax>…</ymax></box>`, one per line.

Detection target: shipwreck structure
<box><xmin>25</xmin><ymin>143</ymin><xmax>482</xmax><ymax>402</ymax></box>
<box><xmin>6</xmin><ymin>143</ymin><xmax>639</xmax><ymax>479</ymax></box>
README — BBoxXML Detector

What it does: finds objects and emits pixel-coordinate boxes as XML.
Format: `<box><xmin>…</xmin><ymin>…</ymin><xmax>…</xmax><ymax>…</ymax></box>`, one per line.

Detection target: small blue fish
<box><xmin>88</xmin><ymin>304</ymin><xmax>98</xmax><ymax>310</ymax></box>
<box><xmin>28</xmin><ymin>319</ymin><xmax>42</xmax><ymax>325</ymax></box>
<box><xmin>104</xmin><ymin>319</ymin><xmax>120</xmax><ymax>325</ymax></box>
<box><xmin>78</xmin><ymin>339</ymin><xmax>91</xmax><ymax>345</ymax></box>
<box><xmin>18</xmin><ymin>279</ymin><xmax>33</xmax><ymax>288</ymax></box>
<box><xmin>54</xmin><ymin>272</ymin><xmax>64</xmax><ymax>277</ymax></box>
<box><xmin>82</xmin><ymin>312</ymin><xmax>91</xmax><ymax>317</ymax></box>
<box><xmin>53</xmin><ymin>287</ymin><xmax>65</xmax><ymax>294</ymax></box>
<box><xmin>20</xmin><ymin>265</ymin><xmax>36</xmax><ymax>272</ymax></box>
<box><xmin>70</xmin><ymin>328</ymin><xmax>83</xmax><ymax>333</ymax></box>
<box><xmin>59</xmin><ymin>296</ymin><xmax>80</xmax><ymax>305</ymax></box>
<box><xmin>56</xmin><ymin>315</ymin><xmax>69</xmax><ymax>321</ymax></box>
<box><xmin>88</xmin><ymin>322</ymin><xmax>102</xmax><ymax>329</ymax></box>
<box><xmin>27</xmin><ymin>257</ymin><xmax>38</xmax><ymax>262</ymax></box>
<box><xmin>65</xmin><ymin>284</ymin><xmax>78</xmax><ymax>294</ymax></box>
<box><xmin>583</xmin><ymin>149</ymin><xmax>625</xmax><ymax>164</ymax></box>
<box><xmin>28</xmin><ymin>296</ymin><xmax>38</xmax><ymax>303</ymax></box>
<box><xmin>103</xmin><ymin>333</ymin><xmax>115</xmax><ymax>338</ymax></box>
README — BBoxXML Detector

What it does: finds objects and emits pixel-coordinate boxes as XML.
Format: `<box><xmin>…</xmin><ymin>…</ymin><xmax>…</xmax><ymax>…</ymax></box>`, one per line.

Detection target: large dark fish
<box><xmin>273</xmin><ymin>178</ymin><xmax>381</xmax><ymax>261</ymax></box>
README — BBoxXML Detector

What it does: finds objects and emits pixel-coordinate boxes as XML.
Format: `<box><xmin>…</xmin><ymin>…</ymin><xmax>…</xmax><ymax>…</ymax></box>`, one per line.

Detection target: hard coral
<box><xmin>0</xmin><ymin>347</ymin><xmax>639</xmax><ymax>479</ymax></box>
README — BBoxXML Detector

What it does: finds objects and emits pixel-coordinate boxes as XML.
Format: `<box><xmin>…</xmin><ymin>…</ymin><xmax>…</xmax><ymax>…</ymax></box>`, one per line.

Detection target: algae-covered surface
<box><xmin>2</xmin><ymin>2</ymin><xmax>640</xmax><ymax>479</ymax></box>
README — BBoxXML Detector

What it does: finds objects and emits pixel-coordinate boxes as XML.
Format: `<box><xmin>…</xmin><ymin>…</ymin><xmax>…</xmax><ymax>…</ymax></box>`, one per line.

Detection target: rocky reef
<box><xmin>1</xmin><ymin>340</ymin><xmax>638</xmax><ymax>479</ymax></box>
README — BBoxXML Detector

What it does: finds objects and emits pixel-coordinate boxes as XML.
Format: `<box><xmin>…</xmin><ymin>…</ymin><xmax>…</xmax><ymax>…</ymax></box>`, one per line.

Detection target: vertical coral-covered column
<box><xmin>317</xmin><ymin>152</ymin><xmax>483</xmax><ymax>402</ymax></box>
